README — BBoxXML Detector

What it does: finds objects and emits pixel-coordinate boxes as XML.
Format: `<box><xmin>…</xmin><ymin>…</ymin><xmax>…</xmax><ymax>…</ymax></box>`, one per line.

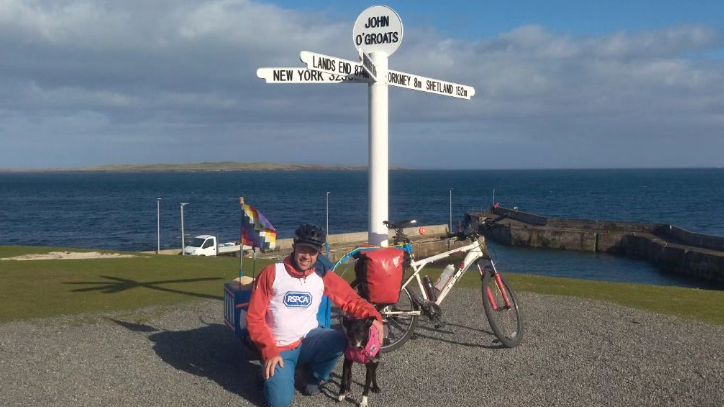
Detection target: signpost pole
<box><xmin>368</xmin><ymin>51</ymin><xmax>389</xmax><ymax>247</ymax></box>
<box><xmin>258</xmin><ymin>6</ymin><xmax>474</xmax><ymax>249</ymax></box>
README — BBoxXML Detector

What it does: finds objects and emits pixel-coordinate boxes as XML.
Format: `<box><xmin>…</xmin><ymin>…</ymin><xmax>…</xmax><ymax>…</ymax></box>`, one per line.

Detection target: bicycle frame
<box><xmin>333</xmin><ymin>233</ymin><xmax>503</xmax><ymax>315</ymax></box>
<box><xmin>363</xmin><ymin>221</ymin><xmax>524</xmax><ymax>350</ymax></box>
<box><xmin>403</xmin><ymin>238</ymin><xmax>485</xmax><ymax>306</ymax></box>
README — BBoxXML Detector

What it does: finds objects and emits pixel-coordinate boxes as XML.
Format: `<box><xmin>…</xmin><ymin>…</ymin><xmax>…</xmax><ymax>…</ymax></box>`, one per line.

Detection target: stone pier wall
<box><xmin>468</xmin><ymin>208</ymin><xmax>724</xmax><ymax>285</ymax></box>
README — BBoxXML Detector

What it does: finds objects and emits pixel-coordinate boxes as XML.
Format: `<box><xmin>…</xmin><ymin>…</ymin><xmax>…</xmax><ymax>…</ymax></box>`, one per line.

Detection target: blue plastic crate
<box><xmin>224</xmin><ymin>282</ymin><xmax>252</xmax><ymax>337</ymax></box>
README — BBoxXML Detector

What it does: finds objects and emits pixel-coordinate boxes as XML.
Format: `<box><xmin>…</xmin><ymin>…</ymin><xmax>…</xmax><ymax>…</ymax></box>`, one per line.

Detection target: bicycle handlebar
<box><xmin>481</xmin><ymin>213</ymin><xmax>506</xmax><ymax>227</ymax></box>
<box><xmin>383</xmin><ymin>219</ymin><xmax>417</xmax><ymax>230</ymax></box>
<box><xmin>385</xmin><ymin>214</ymin><xmax>505</xmax><ymax>243</ymax></box>
<box><xmin>440</xmin><ymin>214</ymin><xmax>507</xmax><ymax>241</ymax></box>
<box><xmin>441</xmin><ymin>231</ymin><xmax>477</xmax><ymax>241</ymax></box>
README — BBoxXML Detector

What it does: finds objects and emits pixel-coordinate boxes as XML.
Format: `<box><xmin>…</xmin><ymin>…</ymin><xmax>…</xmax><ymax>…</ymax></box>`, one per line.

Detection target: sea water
<box><xmin>1</xmin><ymin>169</ymin><xmax>722</xmax><ymax>287</ymax></box>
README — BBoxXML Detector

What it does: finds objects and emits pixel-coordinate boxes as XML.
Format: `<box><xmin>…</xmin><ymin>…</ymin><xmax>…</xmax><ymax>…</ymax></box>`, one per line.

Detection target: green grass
<box><xmin>333</xmin><ymin>261</ymin><xmax>724</xmax><ymax>325</ymax></box>
<box><xmin>1</xmin><ymin>246</ymin><xmax>723</xmax><ymax>325</ymax></box>
<box><xmin>0</xmin><ymin>247</ymin><xmax>273</xmax><ymax>322</ymax></box>
<box><xmin>454</xmin><ymin>272</ymin><xmax>724</xmax><ymax>325</ymax></box>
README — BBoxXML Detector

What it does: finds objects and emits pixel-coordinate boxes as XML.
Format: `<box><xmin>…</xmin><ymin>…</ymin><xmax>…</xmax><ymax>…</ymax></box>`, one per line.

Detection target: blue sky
<box><xmin>277</xmin><ymin>0</ymin><xmax>724</xmax><ymax>39</ymax></box>
<box><xmin>1</xmin><ymin>0</ymin><xmax>723</xmax><ymax>169</ymax></box>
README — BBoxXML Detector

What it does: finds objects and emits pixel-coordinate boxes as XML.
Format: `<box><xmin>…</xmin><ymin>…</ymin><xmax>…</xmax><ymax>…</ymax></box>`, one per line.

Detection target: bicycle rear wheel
<box><xmin>480</xmin><ymin>262</ymin><xmax>523</xmax><ymax>347</ymax></box>
<box><xmin>379</xmin><ymin>287</ymin><xmax>419</xmax><ymax>352</ymax></box>
<box><xmin>350</xmin><ymin>280</ymin><xmax>419</xmax><ymax>353</ymax></box>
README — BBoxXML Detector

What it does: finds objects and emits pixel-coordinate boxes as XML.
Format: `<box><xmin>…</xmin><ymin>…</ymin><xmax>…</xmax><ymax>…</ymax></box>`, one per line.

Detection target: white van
<box><xmin>184</xmin><ymin>235</ymin><xmax>240</xmax><ymax>256</ymax></box>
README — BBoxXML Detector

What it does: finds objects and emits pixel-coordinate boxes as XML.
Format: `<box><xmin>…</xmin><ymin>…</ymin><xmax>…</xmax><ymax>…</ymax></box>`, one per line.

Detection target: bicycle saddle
<box><xmin>383</xmin><ymin>219</ymin><xmax>417</xmax><ymax>229</ymax></box>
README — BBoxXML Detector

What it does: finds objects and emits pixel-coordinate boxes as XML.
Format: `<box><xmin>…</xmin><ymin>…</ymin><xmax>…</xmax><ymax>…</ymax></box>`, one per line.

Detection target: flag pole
<box><xmin>252</xmin><ymin>247</ymin><xmax>257</xmax><ymax>280</ymax></box>
<box><xmin>239</xmin><ymin>196</ymin><xmax>245</xmax><ymax>280</ymax></box>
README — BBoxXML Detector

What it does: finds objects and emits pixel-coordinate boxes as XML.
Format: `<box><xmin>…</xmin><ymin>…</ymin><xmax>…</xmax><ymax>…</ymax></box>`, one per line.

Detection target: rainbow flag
<box><xmin>241</xmin><ymin>200</ymin><xmax>277</xmax><ymax>251</ymax></box>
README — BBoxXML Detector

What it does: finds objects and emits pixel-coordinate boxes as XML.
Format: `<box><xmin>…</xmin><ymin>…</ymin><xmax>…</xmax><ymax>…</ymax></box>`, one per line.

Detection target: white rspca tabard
<box><xmin>266</xmin><ymin>263</ymin><xmax>324</xmax><ymax>346</ymax></box>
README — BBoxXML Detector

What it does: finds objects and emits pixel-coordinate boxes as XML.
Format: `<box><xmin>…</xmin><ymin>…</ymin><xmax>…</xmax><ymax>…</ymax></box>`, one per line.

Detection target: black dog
<box><xmin>338</xmin><ymin>317</ymin><xmax>381</xmax><ymax>407</ymax></box>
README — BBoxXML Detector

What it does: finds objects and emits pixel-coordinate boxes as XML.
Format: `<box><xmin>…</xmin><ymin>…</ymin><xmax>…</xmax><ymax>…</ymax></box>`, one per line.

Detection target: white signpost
<box><xmin>257</xmin><ymin>5</ymin><xmax>475</xmax><ymax>246</ymax></box>
<box><xmin>257</xmin><ymin>67</ymin><xmax>367</xmax><ymax>84</ymax></box>
<box><xmin>298</xmin><ymin>51</ymin><xmax>367</xmax><ymax>78</ymax></box>
<box><xmin>361</xmin><ymin>52</ymin><xmax>378</xmax><ymax>81</ymax></box>
<box><xmin>352</xmin><ymin>5</ymin><xmax>404</xmax><ymax>57</ymax></box>
<box><xmin>387</xmin><ymin>69</ymin><xmax>475</xmax><ymax>99</ymax></box>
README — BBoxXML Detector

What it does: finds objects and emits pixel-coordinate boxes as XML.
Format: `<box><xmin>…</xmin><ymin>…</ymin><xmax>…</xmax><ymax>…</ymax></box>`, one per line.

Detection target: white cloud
<box><xmin>594</xmin><ymin>25</ymin><xmax>718</xmax><ymax>58</ymax></box>
<box><xmin>0</xmin><ymin>0</ymin><xmax>723</xmax><ymax>169</ymax></box>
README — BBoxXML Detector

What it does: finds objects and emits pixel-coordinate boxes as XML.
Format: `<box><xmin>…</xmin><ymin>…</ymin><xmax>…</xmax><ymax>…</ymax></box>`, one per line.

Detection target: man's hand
<box><xmin>373</xmin><ymin>319</ymin><xmax>384</xmax><ymax>339</ymax></box>
<box><xmin>264</xmin><ymin>356</ymin><xmax>284</xmax><ymax>380</ymax></box>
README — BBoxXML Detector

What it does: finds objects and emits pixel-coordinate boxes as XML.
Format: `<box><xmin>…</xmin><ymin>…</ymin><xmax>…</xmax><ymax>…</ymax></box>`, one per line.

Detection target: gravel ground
<box><xmin>1</xmin><ymin>289</ymin><xmax>723</xmax><ymax>407</ymax></box>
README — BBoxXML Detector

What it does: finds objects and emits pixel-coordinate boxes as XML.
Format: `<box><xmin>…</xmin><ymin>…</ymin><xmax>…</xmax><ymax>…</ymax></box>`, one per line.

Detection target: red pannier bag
<box><xmin>355</xmin><ymin>247</ymin><xmax>405</xmax><ymax>305</ymax></box>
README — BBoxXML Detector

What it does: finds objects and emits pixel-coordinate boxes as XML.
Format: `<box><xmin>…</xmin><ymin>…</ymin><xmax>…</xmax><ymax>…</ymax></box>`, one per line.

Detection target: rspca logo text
<box><xmin>283</xmin><ymin>291</ymin><xmax>312</xmax><ymax>308</ymax></box>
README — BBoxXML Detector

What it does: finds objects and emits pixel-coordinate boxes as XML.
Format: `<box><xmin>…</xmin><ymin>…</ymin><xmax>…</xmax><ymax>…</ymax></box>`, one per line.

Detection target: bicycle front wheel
<box><xmin>379</xmin><ymin>287</ymin><xmax>419</xmax><ymax>352</ymax></box>
<box><xmin>480</xmin><ymin>263</ymin><xmax>523</xmax><ymax>348</ymax></box>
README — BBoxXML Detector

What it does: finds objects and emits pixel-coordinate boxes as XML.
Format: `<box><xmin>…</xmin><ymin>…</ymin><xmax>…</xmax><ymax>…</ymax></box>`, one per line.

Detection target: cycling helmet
<box><xmin>293</xmin><ymin>224</ymin><xmax>326</xmax><ymax>250</ymax></box>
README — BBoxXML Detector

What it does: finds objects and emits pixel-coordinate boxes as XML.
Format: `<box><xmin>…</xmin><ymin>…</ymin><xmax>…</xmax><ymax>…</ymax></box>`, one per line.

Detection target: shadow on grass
<box><xmin>108</xmin><ymin>319</ymin><xmax>265</xmax><ymax>406</ymax></box>
<box><xmin>65</xmin><ymin>276</ymin><xmax>224</xmax><ymax>300</ymax></box>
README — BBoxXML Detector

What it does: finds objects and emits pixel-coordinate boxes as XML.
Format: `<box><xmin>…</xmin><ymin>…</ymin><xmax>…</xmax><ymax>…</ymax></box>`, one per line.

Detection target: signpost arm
<box><xmin>260</xmin><ymin>6</ymin><xmax>473</xmax><ymax>249</ymax></box>
<box><xmin>368</xmin><ymin>51</ymin><xmax>389</xmax><ymax>247</ymax></box>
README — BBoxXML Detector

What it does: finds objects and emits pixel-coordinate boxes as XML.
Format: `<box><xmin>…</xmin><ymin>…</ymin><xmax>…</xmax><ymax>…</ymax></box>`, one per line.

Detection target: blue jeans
<box><xmin>263</xmin><ymin>328</ymin><xmax>346</xmax><ymax>407</ymax></box>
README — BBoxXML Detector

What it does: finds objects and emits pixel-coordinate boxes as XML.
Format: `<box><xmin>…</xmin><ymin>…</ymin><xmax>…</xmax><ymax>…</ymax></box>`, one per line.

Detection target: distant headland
<box><xmin>0</xmin><ymin>162</ymin><xmax>381</xmax><ymax>173</ymax></box>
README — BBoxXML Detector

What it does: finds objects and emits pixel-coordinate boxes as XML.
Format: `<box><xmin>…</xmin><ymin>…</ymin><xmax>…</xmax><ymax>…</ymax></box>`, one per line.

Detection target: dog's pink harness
<box><xmin>345</xmin><ymin>326</ymin><xmax>381</xmax><ymax>364</ymax></box>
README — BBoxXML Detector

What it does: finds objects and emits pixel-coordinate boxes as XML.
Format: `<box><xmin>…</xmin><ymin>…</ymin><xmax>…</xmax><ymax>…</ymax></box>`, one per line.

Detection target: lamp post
<box><xmin>180</xmin><ymin>202</ymin><xmax>189</xmax><ymax>255</ymax></box>
<box><xmin>449</xmin><ymin>188</ymin><xmax>453</xmax><ymax>232</ymax></box>
<box><xmin>325</xmin><ymin>192</ymin><xmax>330</xmax><ymax>256</ymax></box>
<box><xmin>156</xmin><ymin>197</ymin><xmax>162</xmax><ymax>254</ymax></box>
<box><xmin>325</xmin><ymin>192</ymin><xmax>330</xmax><ymax>236</ymax></box>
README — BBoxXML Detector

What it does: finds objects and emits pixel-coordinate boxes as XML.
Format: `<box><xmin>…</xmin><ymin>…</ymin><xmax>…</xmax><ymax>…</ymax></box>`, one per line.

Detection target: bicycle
<box><xmin>333</xmin><ymin>217</ymin><xmax>523</xmax><ymax>352</ymax></box>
